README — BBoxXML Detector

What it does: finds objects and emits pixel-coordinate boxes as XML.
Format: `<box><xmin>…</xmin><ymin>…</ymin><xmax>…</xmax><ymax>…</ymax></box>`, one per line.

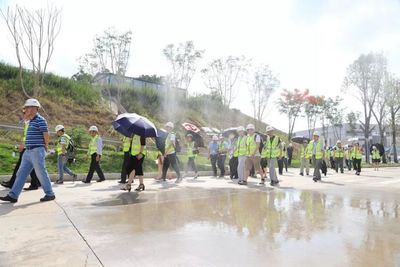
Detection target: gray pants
<box><xmin>300</xmin><ymin>157</ymin><xmax>309</xmax><ymax>175</ymax></box>
<box><xmin>335</xmin><ymin>157</ymin><xmax>344</xmax><ymax>173</ymax></box>
<box><xmin>267</xmin><ymin>158</ymin><xmax>278</xmax><ymax>182</ymax></box>
<box><xmin>312</xmin><ymin>156</ymin><xmax>322</xmax><ymax>180</ymax></box>
<box><xmin>238</xmin><ymin>156</ymin><xmax>247</xmax><ymax>181</ymax></box>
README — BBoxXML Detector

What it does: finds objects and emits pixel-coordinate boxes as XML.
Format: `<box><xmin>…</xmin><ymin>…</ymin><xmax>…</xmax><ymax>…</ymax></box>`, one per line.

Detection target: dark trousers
<box><xmin>85</xmin><ymin>153</ymin><xmax>105</xmax><ymax>182</ymax></box>
<box><xmin>330</xmin><ymin>157</ymin><xmax>336</xmax><ymax>169</ymax></box>
<box><xmin>229</xmin><ymin>156</ymin><xmax>238</xmax><ymax>179</ymax></box>
<box><xmin>288</xmin><ymin>155</ymin><xmax>293</xmax><ymax>166</ymax></box>
<box><xmin>162</xmin><ymin>153</ymin><xmax>181</xmax><ymax>179</ymax></box>
<box><xmin>353</xmin><ymin>158</ymin><xmax>361</xmax><ymax>173</ymax></box>
<box><xmin>186</xmin><ymin>157</ymin><xmax>198</xmax><ymax>173</ymax></box>
<box><xmin>217</xmin><ymin>154</ymin><xmax>226</xmax><ymax>177</ymax></box>
<box><xmin>8</xmin><ymin>149</ymin><xmax>40</xmax><ymax>188</ymax></box>
<box><xmin>210</xmin><ymin>154</ymin><xmax>218</xmax><ymax>177</ymax></box>
<box><xmin>346</xmin><ymin>159</ymin><xmax>352</xmax><ymax>171</ymax></box>
<box><xmin>335</xmin><ymin>157</ymin><xmax>344</xmax><ymax>173</ymax></box>
<box><xmin>277</xmin><ymin>157</ymin><xmax>288</xmax><ymax>174</ymax></box>
<box><xmin>120</xmin><ymin>151</ymin><xmax>130</xmax><ymax>182</ymax></box>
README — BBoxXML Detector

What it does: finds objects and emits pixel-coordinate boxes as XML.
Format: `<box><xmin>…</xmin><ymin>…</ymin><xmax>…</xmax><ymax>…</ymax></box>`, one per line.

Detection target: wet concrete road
<box><xmin>1</xmin><ymin>167</ymin><xmax>400</xmax><ymax>267</ymax></box>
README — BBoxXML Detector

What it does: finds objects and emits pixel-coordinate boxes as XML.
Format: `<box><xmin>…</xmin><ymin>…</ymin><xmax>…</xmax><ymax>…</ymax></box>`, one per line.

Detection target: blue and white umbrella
<box><xmin>112</xmin><ymin>113</ymin><xmax>158</xmax><ymax>137</ymax></box>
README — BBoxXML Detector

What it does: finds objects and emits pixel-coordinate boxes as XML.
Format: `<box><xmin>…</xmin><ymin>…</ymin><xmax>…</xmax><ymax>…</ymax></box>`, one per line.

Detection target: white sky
<box><xmin>1</xmin><ymin>0</ymin><xmax>400</xmax><ymax>132</ymax></box>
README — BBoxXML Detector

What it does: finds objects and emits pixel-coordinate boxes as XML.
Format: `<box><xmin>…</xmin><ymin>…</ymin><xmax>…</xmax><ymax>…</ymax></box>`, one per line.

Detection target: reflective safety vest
<box><xmin>352</xmin><ymin>146</ymin><xmax>362</xmax><ymax>160</ymax></box>
<box><xmin>233</xmin><ymin>139</ymin><xmax>239</xmax><ymax>157</ymax></box>
<box><xmin>219</xmin><ymin>140</ymin><xmax>228</xmax><ymax>154</ymax></box>
<box><xmin>371</xmin><ymin>150</ymin><xmax>380</xmax><ymax>160</ymax></box>
<box><xmin>300</xmin><ymin>144</ymin><xmax>309</xmax><ymax>159</ymax></box>
<box><xmin>122</xmin><ymin>137</ymin><xmax>131</xmax><ymax>152</ymax></box>
<box><xmin>261</xmin><ymin>136</ymin><xmax>280</xmax><ymax>159</ymax></box>
<box><xmin>186</xmin><ymin>141</ymin><xmax>195</xmax><ymax>158</ymax></box>
<box><xmin>23</xmin><ymin>121</ymin><xmax>28</xmax><ymax>143</ymax></box>
<box><xmin>165</xmin><ymin>133</ymin><xmax>175</xmax><ymax>155</ymax></box>
<box><xmin>237</xmin><ymin>136</ymin><xmax>248</xmax><ymax>156</ymax></box>
<box><xmin>56</xmin><ymin>133</ymin><xmax>71</xmax><ymax>155</ymax></box>
<box><xmin>88</xmin><ymin>135</ymin><xmax>100</xmax><ymax>155</ymax></box>
<box><xmin>130</xmin><ymin>135</ymin><xmax>146</xmax><ymax>156</ymax></box>
<box><xmin>307</xmin><ymin>140</ymin><xmax>323</xmax><ymax>159</ymax></box>
<box><xmin>334</xmin><ymin>147</ymin><xmax>344</xmax><ymax>158</ymax></box>
<box><xmin>279</xmin><ymin>144</ymin><xmax>287</xmax><ymax>158</ymax></box>
<box><xmin>246</xmin><ymin>134</ymin><xmax>259</xmax><ymax>156</ymax></box>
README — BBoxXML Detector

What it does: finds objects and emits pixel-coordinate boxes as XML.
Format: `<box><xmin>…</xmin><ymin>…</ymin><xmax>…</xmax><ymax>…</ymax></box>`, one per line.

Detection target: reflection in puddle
<box><xmin>85</xmin><ymin>188</ymin><xmax>400</xmax><ymax>266</ymax></box>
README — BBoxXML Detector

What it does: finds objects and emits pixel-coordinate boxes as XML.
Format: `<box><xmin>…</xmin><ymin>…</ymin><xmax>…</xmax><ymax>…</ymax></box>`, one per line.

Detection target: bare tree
<box><xmin>201</xmin><ymin>56</ymin><xmax>249</xmax><ymax>108</ymax></box>
<box><xmin>320</xmin><ymin>96</ymin><xmax>344</xmax><ymax>144</ymax></box>
<box><xmin>249</xmin><ymin>64</ymin><xmax>280</xmax><ymax>122</ymax></box>
<box><xmin>277</xmin><ymin>89</ymin><xmax>309</xmax><ymax>140</ymax></box>
<box><xmin>346</xmin><ymin>111</ymin><xmax>361</xmax><ymax>137</ymax></box>
<box><xmin>371</xmin><ymin>70</ymin><xmax>389</xmax><ymax>151</ymax></box>
<box><xmin>343</xmin><ymin>52</ymin><xmax>386</xmax><ymax>163</ymax></box>
<box><xmin>1</xmin><ymin>5</ymin><xmax>61</xmax><ymax>96</ymax></box>
<box><xmin>385</xmin><ymin>73</ymin><xmax>400</xmax><ymax>163</ymax></box>
<box><xmin>163</xmin><ymin>40</ymin><xmax>204</xmax><ymax>92</ymax></box>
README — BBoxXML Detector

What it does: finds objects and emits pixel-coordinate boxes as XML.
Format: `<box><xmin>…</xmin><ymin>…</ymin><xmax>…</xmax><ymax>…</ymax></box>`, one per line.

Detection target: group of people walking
<box><xmin>1</xmin><ymin>99</ymin><xmax>381</xmax><ymax>204</ymax></box>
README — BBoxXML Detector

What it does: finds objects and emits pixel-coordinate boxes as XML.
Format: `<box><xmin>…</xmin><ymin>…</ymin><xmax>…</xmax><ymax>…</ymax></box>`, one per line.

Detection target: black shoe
<box><xmin>238</xmin><ymin>180</ymin><xmax>248</xmax><ymax>185</ymax></box>
<box><xmin>40</xmin><ymin>195</ymin><xmax>55</xmax><ymax>202</ymax></box>
<box><xmin>0</xmin><ymin>195</ymin><xmax>17</xmax><ymax>203</ymax></box>
<box><xmin>118</xmin><ymin>180</ymin><xmax>126</xmax><ymax>184</ymax></box>
<box><xmin>24</xmin><ymin>186</ymin><xmax>39</xmax><ymax>191</ymax></box>
<box><xmin>96</xmin><ymin>179</ymin><xmax>105</xmax><ymax>182</ymax></box>
<box><xmin>313</xmin><ymin>178</ymin><xmax>318</xmax><ymax>182</ymax></box>
<box><xmin>72</xmin><ymin>174</ymin><xmax>78</xmax><ymax>182</ymax></box>
<box><xmin>55</xmin><ymin>180</ymin><xmax>64</xmax><ymax>184</ymax></box>
<box><xmin>135</xmin><ymin>184</ymin><xmax>145</xmax><ymax>192</ymax></box>
<box><xmin>81</xmin><ymin>180</ymin><xmax>90</xmax><ymax>184</ymax></box>
<box><xmin>1</xmin><ymin>181</ymin><xmax>12</xmax><ymax>189</ymax></box>
<box><xmin>306</xmin><ymin>173</ymin><xmax>309</xmax><ymax>176</ymax></box>
<box><xmin>270</xmin><ymin>181</ymin><xmax>279</xmax><ymax>186</ymax></box>
<box><xmin>299</xmin><ymin>173</ymin><xmax>304</xmax><ymax>176</ymax></box>
<box><xmin>259</xmin><ymin>178</ymin><xmax>265</xmax><ymax>185</ymax></box>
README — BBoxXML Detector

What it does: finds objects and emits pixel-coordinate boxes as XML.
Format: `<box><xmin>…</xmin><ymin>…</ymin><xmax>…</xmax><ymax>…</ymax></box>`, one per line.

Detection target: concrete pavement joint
<box><xmin>55</xmin><ymin>200</ymin><xmax>105</xmax><ymax>267</ymax></box>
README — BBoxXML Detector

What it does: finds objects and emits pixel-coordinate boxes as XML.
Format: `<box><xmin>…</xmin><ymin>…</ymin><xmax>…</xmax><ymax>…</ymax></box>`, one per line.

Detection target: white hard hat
<box><xmin>265</xmin><ymin>126</ymin><xmax>274</xmax><ymax>132</ymax></box>
<box><xmin>89</xmin><ymin>125</ymin><xmax>98</xmax><ymax>132</ymax></box>
<box><xmin>212</xmin><ymin>135</ymin><xmax>219</xmax><ymax>141</ymax></box>
<box><xmin>55</xmin><ymin>125</ymin><xmax>64</xmax><ymax>132</ymax></box>
<box><xmin>237</xmin><ymin>126</ymin><xmax>245</xmax><ymax>132</ymax></box>
<box><xmin>372</xmin><ymin>145</ymin><xmax>376</xmax><ymax>149</ymax></box>
<box><xmin>246</xmin><ymin>124</ymin><xmax>255</xmax><ymax>130</ymax></box>
<box><xmin>23</xmin><ymin>98</ymin><xmax>41</xmax><ymax>108</ymax></box>
<box><xmin>336</xmin><ymin>140</ymin><xmax>341</xmax><ymax>144</ymax></box>
<box><xmin>165</xmin><ymin>122</ymin><xmax>174</xmax><ymax>128</ymax></box>
<box><xmin>313</xmin><ymin>131</ymin><xmax>320</xmax><ymax>136</ymax></box>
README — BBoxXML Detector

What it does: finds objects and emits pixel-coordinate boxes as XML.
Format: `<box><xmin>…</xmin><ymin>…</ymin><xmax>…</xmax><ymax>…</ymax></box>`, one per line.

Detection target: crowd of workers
<box><xmin>0</xmin><ymin>98</ymin><xmax>381</xmax><ymax>203</ymax></box>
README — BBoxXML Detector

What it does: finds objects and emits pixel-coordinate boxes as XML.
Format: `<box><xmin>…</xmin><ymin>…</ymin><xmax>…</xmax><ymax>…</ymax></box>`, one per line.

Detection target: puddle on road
<box><xmin>82</xmin><ymin>188</ymin><xmax>400</xmax><ymax>266</ymax></box>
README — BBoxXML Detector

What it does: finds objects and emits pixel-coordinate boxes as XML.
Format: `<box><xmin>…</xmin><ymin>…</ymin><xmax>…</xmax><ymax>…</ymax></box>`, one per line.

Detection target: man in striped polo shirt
<box><xmin>0</xmin><ymin>99</ymin><xmax>55</xmax><ymax>203</ymax></box>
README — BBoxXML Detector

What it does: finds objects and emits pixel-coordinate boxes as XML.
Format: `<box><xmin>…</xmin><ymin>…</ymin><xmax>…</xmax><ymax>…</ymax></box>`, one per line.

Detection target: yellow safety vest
<box><xmin>334</xmin><ymin>147</ymin><xmax>344</xmax><ymax>158</ymax></box>
<box><xmin>237</xmin><ymin>136</ymin><xmax>247</xmax><ymax>156</ymax></box>
<box><xmin>300</xmin><ymin>145</ymin><xmax>309</xmax><ymax>159</ymax></box>
<box><xmin>307</xmin><ymin>140</ymin><xmax>323</xmax><ymax>159</ymax></box>
<box><xmin>246</xmin><ymin>134</ymin><xmax>258</xmax><ymax>156</ymax></box>
<box><xmin>371</xmin><ymin>150</ymin><xmax>380</xmax><ymax>160</ymax></box>
<box><xmin>187</xmin><ymin>141</ymin><xmax>195</xmax><ymax>158</ymax></box>
<box><xmin>122</xmin><ymin>137</ymin><xmax>131</xmax><ymax>152</ymax></box>
<box><xmin>352</xmin><ymin>147</ymin><xmax>362</xmax><ymax>159</ymax></box>
<box><xmin>165</xmin><ymin>133</ymin><xmax>175</xmax><ymax>155</ymax></box>
<box><xmin>23</xmin><ymin>121</ymin><xmax>28</xmax><ymax>143</ymax></box>
<box><xmin>261</xmin><ymin>136</ymin><xmax>280</xmax><ymax>159</ymax></box>
<box><xmin>130</xmin><ymin>135</ymin><xmax>145</xmax><ymax>156</ymax></box>
<box><xmin>233</xmin><ymin>139</ymin><xmax>239</xmax><ymax>157</ymax></box>
<box><xmin>56</xmin><ymin>133</ymin><xmax>71</xmax><ymax>155</ymax></box>
<box><xmin>88</xmin><ymin>135</ymin><xmax>99</xmax><ymax>155</ymax></box>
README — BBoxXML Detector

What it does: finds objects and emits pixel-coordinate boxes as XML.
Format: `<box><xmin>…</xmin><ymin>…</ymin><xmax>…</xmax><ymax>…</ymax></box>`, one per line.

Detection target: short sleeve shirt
<box><xmin>25</xmin><ymin>113</ymin><xmax>48</xmax><ymax>147</ymax></box>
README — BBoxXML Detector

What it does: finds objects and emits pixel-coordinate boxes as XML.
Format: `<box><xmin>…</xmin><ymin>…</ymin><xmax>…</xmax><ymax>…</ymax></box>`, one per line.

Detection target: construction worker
<box><xmin>236</xmin><ymin>126</ymin><xmax>248</xmax><ymax>184</ymax></box>
<box><xmin>278</xmin><ymin>141</ymin><xmax>288</xmax><ymax>175</ymax></box>
<box><xmin>54</xmin><ymin>125</ymin><xmax>77</xmax><ymax>184</ymax></box>
<box><xmin>307</xmin><ymin>131</ymin><xmax>324</xmax><ymax>182</ymax></box>
<box><xmin>371</xmin><ymin>146</ymin><xmax>381</xmax><ymax>171</ymax></box>
<box><xmin>245</xmin><ymin>124</ymin><xmax>262</xmax><ymax>183</ymax></box>
<box><xmin>118</xmin><ymin>136</ymin><xmax>132</xmax><ymax>184</ymax></box>
<box><xmin>161</xmin><ymin>122</ymin><xmax>181</xmax><ymax>183</ymax></box>
<box><xmin>299</xmin><ymin>139</ymin><xmax>310</xmax><ymax>176</ymax></box>
<box><xmin>208</xmin><ymin>135</ymin><xmax>219</xmax><ymax>177</ymax></box>
<box><xmin>1</xmin><ymin>99</ymin><xmax>55</xmax><ymax>203</ymax></box>
<box><xmin>229</xmin><ymin>133</ymin><xmax>239</xmax><ymax>180</ymax></box>
<box><xmin>287</xmin><ymin>143</ymin><xmax>294</xmax><ymax>167</ymax></box>
<box><xmin>121</xmin><ymin>134</ymin><xmax>146</xmax><ymax>191</ymax></box>
<box><xmin>345</xmin><ymin>144</ymin><xmax>353</xmax><ymax>171</ymax></box>
<box><xmin>82</xmin><ymin>126</ymin><xmax>106</xmax><ymax>183</ymax></box>
<box><xmin>185</xmin><ymin>134</ymin><xmax>199</xmax><ymax>179</ymax></box>
<box><xmin>217</xmin><ymin>135</ymin><xmax>229</xmax><ymax>178</ymax></box>
<box><xmin>261</xmin><ymin>126</ymin><xmax>281</xmax><ymax>186</ymax></box>
<box><xmin>333</xmin><ymin>140</ymin><xmax>345</xmax><ymax>173</ymax></box>
<box><xmin>352</xmin><ymin>142</ymin><xmax>363</xmax><ymax>175</ymax></box>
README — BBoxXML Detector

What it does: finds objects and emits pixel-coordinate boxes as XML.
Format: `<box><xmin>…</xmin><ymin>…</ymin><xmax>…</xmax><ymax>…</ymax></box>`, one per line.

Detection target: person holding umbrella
<box><xmin>161</xmin><ymin>122</ymin><xmax>182</xmax><ymax>183</ymax></box>
<box><xmin>184</xmin><ymin>134</ymin><xmax>199</xmax><ymax>179</ymax></box>
<box><xmin>307</xmin><ymin>131</ymin><xmax>324</xmax><ymax>182</ymax></box>
<box><xmin>261</xmin><ymin>126</ymin><xmax>281</xmax><ymax>186</ymax></box>
<box><xmin>118</xmin><ymin>136</ymin><xmax>132</xmax><ymax>184</ymax></box>
<box><xmin>121</xmin><ymin>134</ymin><xmax>146</xmax><ymax>191</ymax></box>
<box><xmin>82</xmin><ymin>126</ymin><xmax>106</xmax><ymax>183</ymax></box>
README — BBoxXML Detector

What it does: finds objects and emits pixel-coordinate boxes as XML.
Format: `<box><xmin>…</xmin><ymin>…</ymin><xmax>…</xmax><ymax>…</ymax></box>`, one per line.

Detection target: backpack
<box><xmin>66</xmin><ymin>137</ymin><xmax>76</xmax><ymax>163</ymax></box>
